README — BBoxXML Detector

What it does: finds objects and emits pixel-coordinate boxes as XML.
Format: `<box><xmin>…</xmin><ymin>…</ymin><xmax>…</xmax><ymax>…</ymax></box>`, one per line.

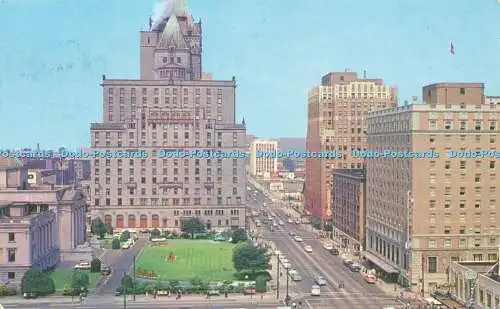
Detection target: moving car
<box><xmin>294</xmin><ymin>236</ymin><xmax>303</xmax><ymax>242</ymax></box>
<box><xmin>329</xmin><ymin>248</ymin><xmax>340</xmax><ymax>255</ymax></box>
<box><xmin>303</xmin><ymin>245</ymin><xmax>313</xmax><ymax>253</ymax></box>
<box><xmin>288</xmin><ymin>231</ymin><xmax>296</xmax><ymax>237</ymax></box>
<box><xmin>101</xmin><ymin>266</ymin><xmax>112</xmax><ymax>276</ymax></box>
<box><xmin>278</xmin><ymin>220</ymin><xmax>284</xmax><ymax>226</ymax></box>
<box><xmin>349</xmin><ymin>263</ymin><xmax>362</xmax><ymax>272</ymax></box>
<box><xmin>343</xmin><ymin>258</ymin><xmax>353</xmax><ymax>267</ymax></box>
<box><xmin>323</xmin><ymin>243</ymin><xmax>334</xmax><ymax>250</ymax></box>
<box><xmin>310</xmin><ymin>285</ymin><xmax>321</xmax><ymax>296</ymax></box>
<box><xmin>314</xmin><ymin>276</ymin><xmax>327</xmax><ymax>286</ymax></box>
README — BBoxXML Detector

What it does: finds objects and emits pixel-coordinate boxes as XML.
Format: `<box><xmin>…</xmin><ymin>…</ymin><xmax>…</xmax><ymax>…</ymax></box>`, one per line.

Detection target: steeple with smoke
<box><xmin>140</xmin><ymin>0</ymin><xmax>202</xmax><ymax>80</ymax></box>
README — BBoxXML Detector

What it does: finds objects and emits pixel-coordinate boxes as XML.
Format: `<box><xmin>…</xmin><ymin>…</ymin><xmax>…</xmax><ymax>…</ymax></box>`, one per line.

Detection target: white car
<box><xmin>278</xmin><ymin>221</ymin><xmax>284</xmax><ymax>226</ymax></box>
<box><xmin>294</xmin><ymin>236</ymin><xmax>303</xmax><ymax>242</ymax></box>
<box><xmin>73</xmin><ymin>262</ymin><xmax>91</xmax><ymax>270</ymax></box>
<box><xmin>282</xmin><ymin>262</ymin><xmax>291</xmax><ymax>269</ymax></box>
<box><xmin>303</xmin><ymin>245</ymin><xmax>313</xmax><ymax>253</ymax></box>
<box><xmin>310</xmin><ymin>285</ymin><xmax>321</xmax><ymax>296</ymax></box>
<box><xmin>287</xmin><ymin>219</ymin><xmax>293</xmax><ymax>224</ymax></box>
<box><xmin>323</xmin><ymin>243</ymin><xmax>334</xmax><ymax>250</ymax></box>
<box><xmin>280</xmin><ymin>258</ymin><xmax>289</xmax><ymax>265</ymax></box>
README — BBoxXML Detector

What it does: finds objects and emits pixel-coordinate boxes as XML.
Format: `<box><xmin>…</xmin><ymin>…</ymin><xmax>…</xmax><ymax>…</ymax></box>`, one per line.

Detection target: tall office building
<box><xmin>364</xmin><ymin>83</ymin><xmax>499</xmax><ymax>292</ymax></box>
<box><xmin>89</xmin><ymin>0</ymin><xmax>247</xmax><ymax>230</ymax></box>
<box><xmin>250</xmin><ymin>139</ymin><xmax>279</xmax><ymax>178</ymax></box>
<box><xmin>305</xmin><ymin>72</ymin><xmax>397</xmax><ymax>221</ymax></box>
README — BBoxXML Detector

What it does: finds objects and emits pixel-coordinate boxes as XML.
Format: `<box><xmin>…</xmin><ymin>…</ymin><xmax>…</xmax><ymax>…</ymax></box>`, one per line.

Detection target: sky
<box><xmin>0</xmin><ymin>0</ymin><xmax>499</xmax><ymax>149</ymax></box>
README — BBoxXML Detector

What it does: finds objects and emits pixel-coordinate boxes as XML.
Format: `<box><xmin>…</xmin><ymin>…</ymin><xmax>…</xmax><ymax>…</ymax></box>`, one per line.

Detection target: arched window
<box><xmin>140</xmin><ymin>214</ymin><xmax>148</xmax><ymax>228</ymax></box>
<box><xmin>116</xmin><ymin>215</ymin><xmax>124</xmax><ymax>228</ymax></box>
<box><xmin>128</xmin><ymin>214</ymin><xmax>136</xmax><ymax>228</ymax></box>
<box><xmin>104</xmin><ymin>215</ymin><xmax>112</xmax><ymax>226</ymax></box>
<box><xmin>152</xmin><ymin>214</ymin><xmax>159</xmax><ymax>228</ymax></box>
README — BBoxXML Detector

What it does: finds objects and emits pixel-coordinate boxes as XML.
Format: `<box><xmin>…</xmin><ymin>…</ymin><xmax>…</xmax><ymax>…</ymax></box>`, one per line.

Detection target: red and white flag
<box><xmin>450</xmin><ymin>41</ymin><xmax>455</xmax><ymax>55</ymax></box>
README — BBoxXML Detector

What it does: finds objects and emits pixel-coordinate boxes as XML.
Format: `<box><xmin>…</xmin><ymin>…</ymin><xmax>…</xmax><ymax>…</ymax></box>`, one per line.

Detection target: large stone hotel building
<box><xmin>305</xmin><ymin>72</ymin><xmax>397</xmax><ymax>220</ymax></box>
<box><xmin>89</xmin><ymin>1</ymin><xmax>247</xmax><ymax>230</ymax></box>
<box><xmin>364</xmin><ymin>83</ymin><xmax>500</xmax><ymax>293</ymax></box>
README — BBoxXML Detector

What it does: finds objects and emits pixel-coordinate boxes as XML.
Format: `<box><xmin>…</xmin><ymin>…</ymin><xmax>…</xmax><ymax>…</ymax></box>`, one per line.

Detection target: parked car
<box><xmin>323</xmin><ymin>243</ymin><xmax>334</xmax><ymax>250</ymax></box>
<box><xmin>73</xmin><ymin>262</ymin><xmax>91</xmax><ymax>270</ymax></box>
<box><xmin>303</xmin><ymin>245</ymin><xmax>313</xmax><ymax>253</ymax></box>
<box><xmin>294</xmin><ymin>236</ymin><xmax>303</xmax><ymax>242</ymax></box>
<box><xmin>101</xmin><ymin>266</ymin><xmax>112</xmax><ymax>276</ymax></box>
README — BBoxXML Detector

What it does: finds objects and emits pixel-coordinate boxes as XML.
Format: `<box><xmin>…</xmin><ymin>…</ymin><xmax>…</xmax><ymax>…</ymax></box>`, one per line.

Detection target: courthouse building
<box><xmin>89</xmin><ymin>0</ymin><xmax>247</xmax><ymax>230</ymax></box>
<box><xmin>364</xmin><ymin>82</ymin><xmax>500</xmax><ymax>294</ymax></box>
<box><xmin>250</xmin><ymin>139</ymin><xmax>279</xmax><ymax>178</ymax></box>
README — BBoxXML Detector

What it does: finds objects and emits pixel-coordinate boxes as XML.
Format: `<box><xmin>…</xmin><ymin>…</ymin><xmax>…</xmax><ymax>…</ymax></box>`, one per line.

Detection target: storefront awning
<box><xmin>363</xmin><ymin>251</ymin><xmax>399</xmax><ymax>274</ymax></box>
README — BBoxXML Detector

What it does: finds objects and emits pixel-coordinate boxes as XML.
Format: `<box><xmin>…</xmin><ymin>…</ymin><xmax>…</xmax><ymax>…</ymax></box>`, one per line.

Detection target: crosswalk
<box><xmin>304</xmin><ymin>292</ymin><xmax>404</xmax><ymax>309</ymax></box>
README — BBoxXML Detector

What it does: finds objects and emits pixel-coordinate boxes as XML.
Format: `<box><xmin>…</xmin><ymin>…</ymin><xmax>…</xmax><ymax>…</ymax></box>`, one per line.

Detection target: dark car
<box><xmin>329</xmin><ymin>248</ymin><xmax>340</xmax><ymax>255</ymax></box>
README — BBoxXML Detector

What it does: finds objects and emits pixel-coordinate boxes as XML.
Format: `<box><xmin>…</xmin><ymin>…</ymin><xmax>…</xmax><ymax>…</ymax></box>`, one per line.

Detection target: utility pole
<box><xmin>276</xmin><ymin>253</ymin><xmax>280</xmax><ymax>300</ymax></box>
<box><xmin>285</xmin><ymin>270</ymin><xmax>290</xmax><ymax>305</ymax></box>
<box><xmin>123</xmin><ymin>272</ymin><xmax>127</xmax><ymax>309</ymax></box>
<box><xmin>133</xmin><ymin>254</ymin><xmax>136</xmax><ymax>301</ymax></box>
<box><xmin>421</xmin><ymin>254</ymin><xmax>425</xmax><ymax>297</ymax></box>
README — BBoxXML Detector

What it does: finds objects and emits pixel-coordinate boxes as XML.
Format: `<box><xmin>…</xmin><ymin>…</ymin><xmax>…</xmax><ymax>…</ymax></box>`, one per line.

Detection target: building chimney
<box><xmin>363</xmin><ymin>70</ymin><xmax>367</xmax><ymax>79</ymax></box>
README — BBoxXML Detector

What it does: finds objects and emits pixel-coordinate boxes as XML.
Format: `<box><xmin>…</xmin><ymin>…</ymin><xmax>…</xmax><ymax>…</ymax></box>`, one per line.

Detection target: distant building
<box><xmin>0</xmin><ymin>158</ymin><xmax>87</xmax><ymax>288</ymax></box>
<box><xmin>282</xmin><ymin>158</ymin><xmax>295</xmax><ymax>172</ymax></box>
<box><xmin>305</xmin><ymin>72</ymin><xmax>397</xmax><ymax>221</ymax></box>
<box><xmin>364</xmin><ymin>83</ymin><xmax>500</xmax><ymax>293</ymax></box>
<box><xmin>332</xmin><ymin>169</ymin><xmax>365</xmax><ymax>252</ymax></box>
<box><xmin>250</xmin><ymin>139</ymin><xmax>279</xmax><ymax>178</ymax></box>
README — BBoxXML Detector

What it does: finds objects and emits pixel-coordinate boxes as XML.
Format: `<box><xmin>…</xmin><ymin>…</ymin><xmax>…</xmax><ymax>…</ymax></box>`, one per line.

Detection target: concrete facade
<box><xmin>364</xmin><ymin>83</ymin><xmax>500</xmax><ymax>294</ymax></box>
<box><xmin>332</xmin><ymin>169</ymin><xmax>366</xmax><ymax>251</ymax></box>
<box><xmin>450</xmin><ymin>260</ymin><xmax>500</xmax><ymax>308</ymax></box>
<box><xmin>305</xmin><ymin>72</ymin><xmax>397</xmax><ymax>221</ymax></box>
<box><xmin>0</xmin><ymin>158</ymin><xmax>87</xmax><ymax>287</ymax></box>
<box><xmin>250</xmin><ymin>139</ymin><xmax>279</xmax><ymax>178</ymax></box>
<box><xmin>89</xmin><ymin>0</ymin><xmax>247</xmax><ymax>231</ymax></box>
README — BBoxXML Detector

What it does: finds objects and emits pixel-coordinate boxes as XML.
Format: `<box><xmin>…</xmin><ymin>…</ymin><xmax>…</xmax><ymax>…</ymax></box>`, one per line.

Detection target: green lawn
<box><xmin>135</xmin><ymin>240</ymin><xmax>236</xmax><ymax>281</ymax></box>
<box><xmin>48</xmin><ymin>268</ymin><xmax>102</xmax><ymax>292</ymax></box>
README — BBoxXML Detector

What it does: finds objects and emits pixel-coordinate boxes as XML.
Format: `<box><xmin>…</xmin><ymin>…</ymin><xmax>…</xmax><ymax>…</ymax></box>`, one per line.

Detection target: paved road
<box><xmin>247</xmin><ymin>182</ymin><xmax>405</xmax><ymax>309</ymax></box>
<box><xmin>93</xmin><ymin>237</ymin><xmax>148</xmax><ymax>295</ymax></box>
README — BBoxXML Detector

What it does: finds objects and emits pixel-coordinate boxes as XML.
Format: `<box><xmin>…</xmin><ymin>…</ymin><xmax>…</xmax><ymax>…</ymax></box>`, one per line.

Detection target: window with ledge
<box><xmin>8</xmin><ymin>249</ymin><xmax>16</xmax><ymax>262</ymax></box>
<box><xmin>8</xmin><ymin>233</ymin><xmax>14</xmax><ymax>242</ymax></box>
<box><xmin>428</xmin><ymin>257</ymin><xmax>437</xmax><ymax>273</ymax></box>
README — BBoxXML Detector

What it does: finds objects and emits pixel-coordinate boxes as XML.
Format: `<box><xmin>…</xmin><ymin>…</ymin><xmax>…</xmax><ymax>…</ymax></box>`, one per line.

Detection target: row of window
<box><xmin>96</xmin><ymin>157</ymin><xmax>238</xmax><ymax>167</ymax></box>
<box><xmin>94</xmin><ymin>196</ymin><xmax>243</xmax><ymax>206</ymax></box>
<box><xmin>108</xmin><ymin>87</ymin><xmax>223</xmax><ymax>97</ymax></box>
<box><xmin>96</xmin><ymin>186</ymin><xmax>239</xmax><ymax>197</ymax></box>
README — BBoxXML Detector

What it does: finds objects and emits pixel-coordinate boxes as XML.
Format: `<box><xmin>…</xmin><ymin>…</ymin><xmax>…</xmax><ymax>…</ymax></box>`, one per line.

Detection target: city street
<box><xmin>93</xmin><ymin>237</ymin><xmax>148</xmax><ymax>295</ymax></box>
<box><xmin>0</xmin><ymin>296</ymin><xmax>278</xmax><ymax>309</ymax></box>
<box><xmin>247</xmin><ymin>183</ymin><xmax>405</xmax><ymax>308</ymax></box>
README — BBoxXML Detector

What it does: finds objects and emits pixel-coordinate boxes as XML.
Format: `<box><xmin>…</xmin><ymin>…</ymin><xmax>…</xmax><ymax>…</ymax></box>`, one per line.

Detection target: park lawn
<box><xmin>48</xmin><ymin>268</ymin><xmax>102</xmax><ymax>292</ymax></box>
<box><xmin>136</xmin><ymin>240</ymin><xmax>236</xmax><ymax>281</ymax></box>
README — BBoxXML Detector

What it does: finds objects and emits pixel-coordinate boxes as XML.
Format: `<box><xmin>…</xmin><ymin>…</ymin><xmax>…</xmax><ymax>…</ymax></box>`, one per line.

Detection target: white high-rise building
<box><xmin>250</xmin><ymin>140</ymin><xmax>278</xmax><ymax>178</ymax></box>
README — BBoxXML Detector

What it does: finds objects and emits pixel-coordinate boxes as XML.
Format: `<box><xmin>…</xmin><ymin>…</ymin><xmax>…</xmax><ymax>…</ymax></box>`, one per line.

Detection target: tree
<box><xmin>232</xmin><ymin>242</ymin><xmax>269</xmax><ymax>272</ymax></box>
<box><xmin>71</xmin><ymin>270</ymin><xmax>89</xmax><ymax>293</ymax></box>
<box><xmin>151</xmin><ymin>228</ymin><xmax>161</xmax><ymax>238</ymax></box>
<box><xmin>181</xmin><ymin>218</ymin><xmax>205</xmax><ymax>238</ymax></box>
<box><xmin>91</xmin><ymin>218</ymin><xmax>108</xmax><ymax>239</ymax></box>
<box><xmin>105</xmin><ymin>223</ymin><xmax>113</xmax><ymax>235</ymax></box>
<box><xmin>120</xmin><ymin>230</ymin><xmax>130</xmax><ymax>242</ymax></box>
<box><xmin>112</xmin><ymin>238</ymin><xmax>121</xmax><ymax>249</ymax></box>
<box><xmin>90</xmin><ymin>258</ymin><xmax>102</xmax><ymax>273</ymax></box>
<box><xmin>121</xmin><ymin>274</ymin><xmax>133</xmax><ymax>293</ymax></box>
<box><xmin>311</xmin><ymin>218</ymin><xmax>321</xmax><ymax>229</ymax></box>
<box><xmin>255</xmin><ymin>275</ymin><xmax>267</xmax><ymax>293</ymax></box>
<box><xmin>21</xmin><ymin>268</ymin><xmax>55</xmax><ymax>296</ymax></box>
<box><xmin>231</xmin><ymin>228</ymin><xmax>248</xmax><ymax>244</ymax></box>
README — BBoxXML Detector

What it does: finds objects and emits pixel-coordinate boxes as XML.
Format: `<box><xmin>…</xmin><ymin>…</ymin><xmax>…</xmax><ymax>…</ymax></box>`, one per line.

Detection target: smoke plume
<box><xmin>151</xmin><ymin>0</ymin><xmax>175</xmax><ymax>30</ymax></box>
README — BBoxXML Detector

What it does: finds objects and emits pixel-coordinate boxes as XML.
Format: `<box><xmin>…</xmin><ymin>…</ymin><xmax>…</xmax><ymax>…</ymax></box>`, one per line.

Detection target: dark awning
<box><xmin>363</xmin><ymin>251</ymin><xmax>399</xmax><ymax>274</ymax></box>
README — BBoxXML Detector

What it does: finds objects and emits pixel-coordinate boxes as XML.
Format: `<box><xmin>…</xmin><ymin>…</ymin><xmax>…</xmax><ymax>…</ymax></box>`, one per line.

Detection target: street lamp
<box><xmin>276</xmin><ymin>253</ymin><xmax>280</xmax><ymax>300</ymax></box>
<box><xmin>285</xmin><ymin>269</ymin><xmax>290</xmax><ymax>305</ymax></box>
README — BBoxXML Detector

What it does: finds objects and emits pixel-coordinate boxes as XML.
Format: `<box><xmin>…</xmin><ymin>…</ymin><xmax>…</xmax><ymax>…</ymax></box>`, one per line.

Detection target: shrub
<box><xmin>90</xmin><ymin>258</ymin><xmax>102</xmax><ymax>273</ymax></box>
<box><xmin>21</xmin><ymin>268</ymin><xmax>55</xmax><ymax>296</ymax></box>
<box><xmin>150</xmin><ymin>228</ymin><xmax>161</xmax><ymax>238</ymax></box>
<box><xmin>120</xmin><ymin>230</ymin><xmax>130</xmax><ymax>242</ymax></box>
<box><xmin>112</xmin><ymin>238</ymin><xmax>121</xmax><ymax>249</ymax></box>
<box><xmin>0</xmin><ymin>284</ymin><xmax>16</xmax><ymax>296</ymax></box>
